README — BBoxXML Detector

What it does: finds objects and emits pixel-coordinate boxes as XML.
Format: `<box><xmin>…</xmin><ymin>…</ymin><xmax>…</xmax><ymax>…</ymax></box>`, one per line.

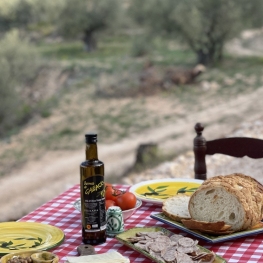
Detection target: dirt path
<box><xmin>1</xmin><ymin>86</ymin><xmax>263</xmax><ymax>222</ymax></box>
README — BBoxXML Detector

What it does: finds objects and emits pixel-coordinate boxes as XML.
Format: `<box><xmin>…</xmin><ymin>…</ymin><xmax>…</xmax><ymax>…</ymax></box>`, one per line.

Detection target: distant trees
<box><xmin>1</xmin><ymin>0</ymin><xmax>262</xmax><ymax>61</ymax></box>
<box><xmin>0</xmin><ymin>30</ymin><xmax>42</xmax><ymax>136</ymax></box>
<box><xmin>0</xmin><ymin>0</ymin><xmax>64</xmax><ymax>36</ymax></box>
<box><xmin>239</xmin><ymin>0</ymin><xmax>263</xmax><ymax>29</ymax></box>
<box><xmin>57</xmin><ymin>0</ymin><xmax>122</xmax><ymax>51</ymax></box>
<box><xmin>129</xmin><ymin>0</ymin><xmax>263</xmax><ymax>65</ymax></box>
<box><xmin>0</xmin><ymin>0</ymin><xmax>123</xmax><ymax>50</ymax></box>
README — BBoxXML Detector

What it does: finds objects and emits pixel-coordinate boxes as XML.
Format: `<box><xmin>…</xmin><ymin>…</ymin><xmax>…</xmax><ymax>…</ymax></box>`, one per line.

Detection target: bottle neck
<box><xmin>85</xmin><ymin>143</ymin><xmax>98</xmax><ymax>160</ymax></box>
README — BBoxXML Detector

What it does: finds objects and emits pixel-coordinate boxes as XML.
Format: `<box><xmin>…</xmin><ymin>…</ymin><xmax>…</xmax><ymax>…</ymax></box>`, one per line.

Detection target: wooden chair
<box><xmin>193</xmin><ymin>122</ymin><xmax>263</xmax><ymax>180</ymax></box>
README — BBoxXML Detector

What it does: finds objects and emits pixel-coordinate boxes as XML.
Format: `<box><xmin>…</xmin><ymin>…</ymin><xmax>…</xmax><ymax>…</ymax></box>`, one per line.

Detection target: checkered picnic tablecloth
<box><xmin>19</xmin><ymin>184</ymin><xmax>263</xmax><ymax>263</ymax></box>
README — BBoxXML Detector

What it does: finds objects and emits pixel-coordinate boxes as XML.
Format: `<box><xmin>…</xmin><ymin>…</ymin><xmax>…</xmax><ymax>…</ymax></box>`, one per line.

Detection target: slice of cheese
<box><xmin>66</xmin><ymin>251</ymin><xmax>130</xmax><ymax>263</ymax></box>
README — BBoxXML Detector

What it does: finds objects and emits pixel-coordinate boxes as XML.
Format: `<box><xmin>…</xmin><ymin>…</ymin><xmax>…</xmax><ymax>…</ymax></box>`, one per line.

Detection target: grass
<box><xmin>38</xmin><ymin>35</ymin><xmax>132</xmax><ymax>61</ymax></box>
<box><xmin>0</xmin><ymin>34</ymin><xmax>263</xmax><ymax>177</ymax></box>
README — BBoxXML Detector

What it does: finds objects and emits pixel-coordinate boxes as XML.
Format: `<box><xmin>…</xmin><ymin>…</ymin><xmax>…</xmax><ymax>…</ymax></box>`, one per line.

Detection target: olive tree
<box><xmin>0</xmin><ymin>0</ymin><xmax>32</xmax><ymax>32</ymax></box>
<box><xmin>240</xmin><ymin>0</ymin><xmax>263</xmax><ymax>28</ymax></box>
<box><xmin>129</xmin><ymin>0</ymin><xmax>263</xmax><ymax>65</ymax></box>
<box><xmin>0</xmin><ymin>30</ymin><xmax>42</xmax><ymax>136</ymax></box>
<box><xmin>57</xmin><ymin>0</ymin><xmax>122</xmax><ymax>51</ymax></box>
<box><xmin>0</xmin><ymin>0</ymin><xmax>64</xmax><ymax>35</ymax></box>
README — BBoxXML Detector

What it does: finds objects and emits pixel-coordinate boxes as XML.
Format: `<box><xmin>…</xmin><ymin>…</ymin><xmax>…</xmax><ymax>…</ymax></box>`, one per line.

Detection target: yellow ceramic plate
<box><xmin>129</xmin><ymin>178</ymin><xmax>203</xmax><ymax>204</ymax></box>
<box><xmin>0</xmin><ymin>222</ymin><xmax>64</xmax><ymax>256</ymax></box>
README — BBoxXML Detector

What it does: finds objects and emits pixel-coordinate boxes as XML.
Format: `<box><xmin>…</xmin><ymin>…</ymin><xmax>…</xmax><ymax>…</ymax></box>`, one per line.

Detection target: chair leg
<box><xmin>194</xmin><ymin>123</ymin><xmax>207</xmax><ymax>180</ymax></box>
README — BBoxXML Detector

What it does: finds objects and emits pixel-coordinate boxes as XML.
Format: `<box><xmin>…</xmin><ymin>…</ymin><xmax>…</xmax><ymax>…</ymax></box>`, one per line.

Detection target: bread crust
<box><xmin>189</xmin><ymin>173</ymin><xmax>263</xmax><ymax>232</ymax></box>
<box><xmin>162</xmin><ymin>209</ymin><xmax>190</xmax><ymax>222</ymax></box>
<box><xmin>181</xmin><ymin>219</ymin><xmax>231</xmax><ymax>231</ymax></box>
<box><xmin>203</xmin><ymin>174</ymin><xmax>263</xmax><ymax>230</ymax></box>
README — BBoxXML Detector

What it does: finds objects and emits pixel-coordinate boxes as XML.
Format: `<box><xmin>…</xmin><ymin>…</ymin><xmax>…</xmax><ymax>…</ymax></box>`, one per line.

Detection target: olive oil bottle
<box><xmin>80</xmin><ymin>133</ymin><xmax>106</xmax><ymax>245</ymax></box>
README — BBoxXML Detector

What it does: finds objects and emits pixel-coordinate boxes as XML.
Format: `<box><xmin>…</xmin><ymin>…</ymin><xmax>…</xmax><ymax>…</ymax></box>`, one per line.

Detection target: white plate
<box><xmin>129</xmin><ymin>178</ymin><xmax>203</xmax><ymax>205</ymax></box>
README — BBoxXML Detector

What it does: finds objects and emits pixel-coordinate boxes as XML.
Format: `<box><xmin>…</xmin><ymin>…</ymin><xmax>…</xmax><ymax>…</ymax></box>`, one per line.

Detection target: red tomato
<box><xmin>105</xmin><ymin>186</ymin><xmax>124</xmax><ymax>202</ymax></box>
<box><xmin>105</xmin><ymin>186</ymin><xmax>114</xmax><ymax>200</ymax></box>
<box><xmin>105</xmin><ymin>183</ymin><xmax>112</xmax><ymax>189</ymax></box>
<box><xmin>116</xmin><ymin>192</ymin><xmax>136</xmax><ymax>211</ymax></box>
<box><xmin>105</xmin><ymin>200</ymin><xmax>116</xmax><ymax>210</ymax></box>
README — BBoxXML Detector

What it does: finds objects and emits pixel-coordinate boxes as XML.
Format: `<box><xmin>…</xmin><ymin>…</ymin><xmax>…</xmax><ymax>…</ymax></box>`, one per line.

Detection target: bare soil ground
<box><xmin>1</xmin><ymin>31</ymin><xmax>263</xmax><ymax>222</ymax></box>
<box><xmin>1</xmin><ymin>84</ymin><xmax>263</xmax><ymax>222</ymax></box>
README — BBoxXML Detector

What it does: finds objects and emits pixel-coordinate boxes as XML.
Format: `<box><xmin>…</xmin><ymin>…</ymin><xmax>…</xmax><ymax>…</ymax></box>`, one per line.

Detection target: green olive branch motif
<box><xmin>141</xmin><ymin>185</ymin><xmax>199</xmax><ymax>199</ymax></box>
<box><xmin>176</xmin><ymin>187</ymin><xmax>198</xmax><ymax>194</ymax></box>
<box><xmin>141</xmin><ymin>185</ymin><xmax>170</xmax><ymax>199</ymax></box>
<box><xmin>0</xmin><ymin>237</ymin><xmax>44</xmax><ymax>250</ymax></box>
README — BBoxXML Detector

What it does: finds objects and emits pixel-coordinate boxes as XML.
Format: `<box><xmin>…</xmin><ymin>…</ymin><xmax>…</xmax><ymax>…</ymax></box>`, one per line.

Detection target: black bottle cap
<box><xmin>85</xmin><ymin>133</ymin><xmax>97</xmax><ymax>143</ymax></box>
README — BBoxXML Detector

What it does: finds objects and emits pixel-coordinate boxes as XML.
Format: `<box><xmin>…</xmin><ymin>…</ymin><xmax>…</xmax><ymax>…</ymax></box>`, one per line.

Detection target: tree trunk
<box><xmin>82</xmin><ymin>30</ymin><xmax>97</xmax><ymax>52</ymax></box>
<box><xmin>215</xmin><ymin>42</ymin><xmax>224</xmax><ymax>62</ymax></box>
<box><xmin>196</xmin><ymin>43</ymin><xmax>223</xmax><ymax>66</ymax></box>
<box><xmin>197</xmin><ymin>50</ymin><xmax>210</xmax><ymax>65</ymax></box>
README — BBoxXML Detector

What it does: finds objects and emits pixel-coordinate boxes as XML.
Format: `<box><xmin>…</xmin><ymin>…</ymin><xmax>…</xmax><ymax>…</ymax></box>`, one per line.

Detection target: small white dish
<box><xmin>73</xmin><ymin>199</ymin><xmax>142</xmax><ymax>221</ymax></box>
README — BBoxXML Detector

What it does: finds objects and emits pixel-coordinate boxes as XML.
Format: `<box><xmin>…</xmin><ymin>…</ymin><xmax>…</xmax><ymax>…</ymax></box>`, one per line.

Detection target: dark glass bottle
<box><xmin>80</xmin><ymin>133</ymin><xmax>106</xmax><ymax>245</ymax></box>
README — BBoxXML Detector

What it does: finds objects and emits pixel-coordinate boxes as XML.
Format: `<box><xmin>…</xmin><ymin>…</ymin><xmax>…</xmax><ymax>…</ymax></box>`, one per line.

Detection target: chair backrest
<box><xmin>193</xmin><ymin>122</ymin><xmax>263</xmax><ymax>180</ymax></box>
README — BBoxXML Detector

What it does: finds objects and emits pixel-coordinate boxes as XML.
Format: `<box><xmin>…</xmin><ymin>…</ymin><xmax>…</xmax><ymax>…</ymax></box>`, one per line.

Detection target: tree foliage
<box><xmin>129</xmin><ymin>0</ymin><xmax>263</xmax><ymax>65</ymax></box>
<box><xmin>57</xmin><ymin>0</ymin><xmax>122</xmax><ymax>51</ymax></box>
<box><xmin>0</xmin><ymin>30</ymin><xmax>42</xmax><ymax>136</ymax></box>
<box><xmin>0</xmin><ymin>0</ymin><xmax>64</xmax><ymax>36</ymax></box>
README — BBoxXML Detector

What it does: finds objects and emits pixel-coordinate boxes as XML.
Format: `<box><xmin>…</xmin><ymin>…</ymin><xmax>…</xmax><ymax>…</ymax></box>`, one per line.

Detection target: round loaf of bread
<box><xmin>188</xmin><ymin>173</ymin><xmax>263</xmax><ymax>232</ymax></box>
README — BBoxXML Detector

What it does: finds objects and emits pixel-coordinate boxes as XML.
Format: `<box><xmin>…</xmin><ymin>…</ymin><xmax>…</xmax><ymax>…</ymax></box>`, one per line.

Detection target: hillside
<box><xmin>1</xmin><ymin>84</ymin><xmax>263</xmax><ymax>221</ymax></box>
<box><xmin>1</xmin><ymin>31</ymin><xmax>263</xmax><ymax>222</ymax></box>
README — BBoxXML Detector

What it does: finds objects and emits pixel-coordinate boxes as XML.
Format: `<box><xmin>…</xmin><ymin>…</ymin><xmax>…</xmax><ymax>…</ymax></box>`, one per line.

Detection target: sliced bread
<box><xmin>188</xmin><ymin>173</ymin><xmax>263</xmax><ymax>232</ymax></box>
<box><xmin>162</xmin><ymin>194</ymin><xmax>191</xmax><ymax>222</ymax></box>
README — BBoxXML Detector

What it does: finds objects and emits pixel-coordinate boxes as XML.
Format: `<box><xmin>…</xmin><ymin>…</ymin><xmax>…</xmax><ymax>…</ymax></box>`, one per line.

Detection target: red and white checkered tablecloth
<box><xmin>19</xmin><ymin>184</ymin><xmax>263</xmax><ymax>263</ymax></box>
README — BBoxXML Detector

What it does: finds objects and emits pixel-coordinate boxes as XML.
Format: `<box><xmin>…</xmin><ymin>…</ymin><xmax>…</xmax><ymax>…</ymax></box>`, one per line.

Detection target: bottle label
<box><xmin>81</xmin><ymin>175</ymin><xmax>106</xmax><ymax>232</ymax></box>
